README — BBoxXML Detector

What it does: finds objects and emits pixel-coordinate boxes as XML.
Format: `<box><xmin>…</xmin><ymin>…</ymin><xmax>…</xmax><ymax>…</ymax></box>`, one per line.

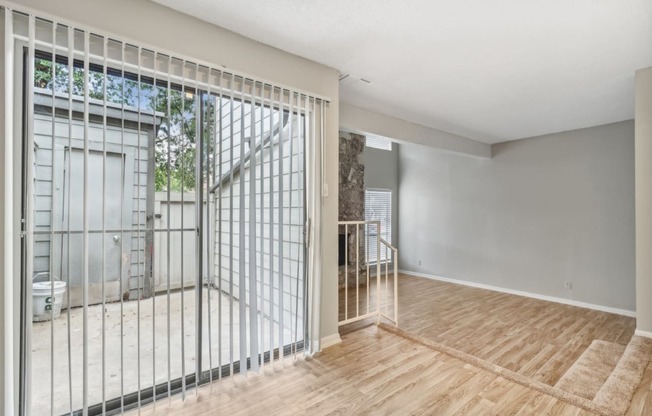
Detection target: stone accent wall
<box><xmin>339</xmin><ymin>131</ymin><xmax>367</xmax><ymax>288</ymax></box>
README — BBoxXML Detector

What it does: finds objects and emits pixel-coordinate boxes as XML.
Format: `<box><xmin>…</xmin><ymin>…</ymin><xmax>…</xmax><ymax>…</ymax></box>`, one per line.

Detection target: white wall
<box><xmin>1</xmin><ymin>1</ymin><xmax>339</xmax><ymax>412</ymax></box>
<box><xmin>398</xmin><ymin>120</ymin><xmax>636</xmax><ymax>312</ymax></box>
<box><xmin>0</xmin><ymin>12</ymin><xmax>7</xmax><ymax>414</ymax></box>
<box><xmin>340</xmin><ymin>102</ymin><xmax>491</xmax><ymax>158</ymax></box>
<box><xmin>635</xmin><ymin>67</ymin><xmax>652</xmax><ymax>333</ymax></box>
<box><xmin>364</xmin><ymin>142</ymin><xmax>399</xmax><ymax>248</ymax></box>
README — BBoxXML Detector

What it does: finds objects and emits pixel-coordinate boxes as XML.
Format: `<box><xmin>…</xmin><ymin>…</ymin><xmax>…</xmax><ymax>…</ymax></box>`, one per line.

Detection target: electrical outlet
<box><xmin>564</xmin><ymin>281</ymin><xmax>572</xmax><ymax>290</ymax></box>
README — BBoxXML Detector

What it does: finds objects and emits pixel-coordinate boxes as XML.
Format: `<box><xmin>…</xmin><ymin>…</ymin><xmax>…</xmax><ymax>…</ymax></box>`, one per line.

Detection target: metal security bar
<box><xmin>5</xmin><ymin>7</ymin><xmax>328</xmax><ymax>416</ymax></box>
<box><xmin>338</xmin><ymin>220</ymin><xmax>398</xmax><ymax>327</ymax></box>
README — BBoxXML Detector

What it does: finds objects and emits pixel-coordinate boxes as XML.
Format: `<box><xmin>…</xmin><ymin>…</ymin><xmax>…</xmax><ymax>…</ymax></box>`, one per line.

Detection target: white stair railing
<box><xmin>338</xmin><ymin>220</ymin><xmax>398</xmax><ymax>327</ymax></box>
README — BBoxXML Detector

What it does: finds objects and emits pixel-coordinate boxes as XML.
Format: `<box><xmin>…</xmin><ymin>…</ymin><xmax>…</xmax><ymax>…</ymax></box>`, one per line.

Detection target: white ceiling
<box><xmin>152</xmin><ymin>0</ymin><xmax>652</xmax><ymax>144</ymax></box>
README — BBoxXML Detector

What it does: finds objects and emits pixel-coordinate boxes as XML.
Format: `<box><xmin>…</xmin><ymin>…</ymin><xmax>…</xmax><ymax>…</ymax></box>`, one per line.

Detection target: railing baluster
<box><xmin>394</xmin><ymin>248</ymin><xmax>398</xmax><ymax>325</ymax></box>
<box><xmin>385</xmin><ymin>245</ymin><xmax>389</xmax><ymax>316</ymax></box>
<box><xmin>336</xmin><ymin>221</ymin><xmax>397</xmax><ymax>327</ymax></box>
<box><xmin>376</xmin><ymin>222</ymin><xmax>381</xmax><ymax>325</ymax></box>
<box><xmin>344</xmin><ymin>224</ymin><xmax>348</xmax><ymax>321</ymax></box>
<box><xmin>356</xmin><ymin>224</ymin><xmax>359</xmax><ymax>318</ymax></box>
<box><xmin>366</xmin><ymin>224</ymin><xmax>370</xmax><ymax>315</ymax></box>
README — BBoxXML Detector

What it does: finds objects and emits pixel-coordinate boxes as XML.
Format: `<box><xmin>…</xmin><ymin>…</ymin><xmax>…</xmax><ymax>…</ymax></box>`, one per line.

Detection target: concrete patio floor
<box><xmin>31</xmin><ymin>288</ymin><xmax>298</xmax><ymax>415</ymax></box>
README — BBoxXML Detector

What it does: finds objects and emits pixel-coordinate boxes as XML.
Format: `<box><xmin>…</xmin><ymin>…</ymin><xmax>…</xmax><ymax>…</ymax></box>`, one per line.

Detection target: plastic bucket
<box><xmin>32</xmin><ymin>273</ymin><xmax>67</xmax><ymax>322</ymax></box>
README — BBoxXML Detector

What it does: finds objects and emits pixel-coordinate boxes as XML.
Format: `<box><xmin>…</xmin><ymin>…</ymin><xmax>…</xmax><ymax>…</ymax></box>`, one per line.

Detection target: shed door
<box><xmin>57</xmin><ymin>148</ymin><xmax>129</xmax><ymax>306</ymax></box>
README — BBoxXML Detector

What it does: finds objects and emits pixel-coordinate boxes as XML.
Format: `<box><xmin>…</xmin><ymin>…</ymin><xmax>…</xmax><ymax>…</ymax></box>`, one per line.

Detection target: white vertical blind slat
<box><xmin>179</xmin><ymin>58</ymin><xmax>187</xmax><ymax>400</ymax></box>
<box><xmin>48</xmin><ymin>19</ymin><xmax>56</xmax><ymax>416</ymax></box>
<box><xmin>268</xmin><ymin>86</ymin><xmax>276</xmax><ymax>366</ymax></box>
<box><xmin>69</xmin><ymin>25</ymin><xmax>78</xmax><ymax>415</ymax></box>
<box><xmin>81</xmin><ymin>28</ymin><xmax>91</xmax><ymax>416</ymax></box>
<box><xmin>278</xmin><ymin>89</ymin><xmax>285</xmax><ymax>362</ymax></box>
<box><xmin>238</xmin><ymin>77</ymin><xmax>248</xmax><ymax>375</ymax></box>
<box><xmin>7</xmin><ymin>8</ymin><xmax>328</xmax><ymax>413</ymax></box>
<box><xmin>248</xmin><ymin>81</ymin><xmax>259</xmax><ymax>372</ymax></box>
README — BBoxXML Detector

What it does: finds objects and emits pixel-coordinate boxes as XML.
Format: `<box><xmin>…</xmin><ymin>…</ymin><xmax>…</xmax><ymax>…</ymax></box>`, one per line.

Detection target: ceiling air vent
<box><xmin>339</xmin><ymin>73</ymin><xmax>372</xmax><ymax>88</ymax></box>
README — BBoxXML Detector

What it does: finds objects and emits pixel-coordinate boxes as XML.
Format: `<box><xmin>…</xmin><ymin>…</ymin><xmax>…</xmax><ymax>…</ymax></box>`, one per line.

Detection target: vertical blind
<box><xmin>365</xmin><ymin>189</ymin><xmax>392</xmax><ymax>263</ymax></box>
<box><xmin>4</xmin><ymin>6</ymin><xmax>327</xmax><ymax>416</ymax></box>
<box><xmin>365</xmin><ymin>134</ymin><xmax>392</xmax><ymax>151</ymax></box>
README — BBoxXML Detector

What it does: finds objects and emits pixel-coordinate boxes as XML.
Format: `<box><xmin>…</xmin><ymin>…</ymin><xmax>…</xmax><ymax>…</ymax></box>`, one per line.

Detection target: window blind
<box><xmin>3</xmin><ymin>7</ymin><xmax>328</xmax><ymax>415</ymax></box>
<box><xmin>365</xmin><ymin>134</ymin><xmax>392</xmax><ymax>151</ymax></box>
<box><xmin>365</xmin><ymin>189</ymin><xmax>391</xmax><ymax>263</ymax></box>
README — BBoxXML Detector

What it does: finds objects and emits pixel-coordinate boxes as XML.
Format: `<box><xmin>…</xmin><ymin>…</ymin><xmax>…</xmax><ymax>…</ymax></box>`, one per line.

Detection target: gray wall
<box><xmin>398</xmin><ymin>120</ymin><xmax>635</xmax><ymax>311</ymax></box>
<box><xmin>364</xmin><ymin>142</ymin><xmax>399</xmax><ymax>248</ymax></box>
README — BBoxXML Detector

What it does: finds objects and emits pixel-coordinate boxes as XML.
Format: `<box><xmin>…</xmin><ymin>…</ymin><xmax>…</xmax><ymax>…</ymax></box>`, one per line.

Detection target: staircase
<box><xmin>381</xmin><ymin>320</ymin><xmax>652</xmax><ymax>416</ymax></box>
<box><xmin>555</xmin><ymin>336</ymin><xmax>652</xmax><ymax>415</ymax></box>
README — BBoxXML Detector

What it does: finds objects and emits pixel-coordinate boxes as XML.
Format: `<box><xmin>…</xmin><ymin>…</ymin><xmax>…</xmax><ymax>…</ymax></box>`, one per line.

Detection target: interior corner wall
<box><xmin>0</xmin><ymin>10</ymin><xmax>7</xmax><ymax>414</ymax></box>
<box><xmin>5</xmin><ymin>0</ymin><xmax>340</xmax><ymax>381</ymax></box>
<box><xmin>635</xmin><ymin>67</ymin><xmax>652</xmax><ymax>333</ymax></box>
<box><xmin>364</xmin><ymin>142</ymin><xmax>399</xmax><ymax>248</ymax></box>
<box><xmin>398</xmin><ymin>120</ymin><xmax>635</xmax><ymax>312</ymax></box>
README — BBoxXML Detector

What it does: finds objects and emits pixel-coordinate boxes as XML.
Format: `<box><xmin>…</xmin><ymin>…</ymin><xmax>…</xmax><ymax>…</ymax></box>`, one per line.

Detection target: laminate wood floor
<box><xmin>343</xmin><ymin>273</ymin><xmax>652</xmax><ymax>415</ymax></box>
<box><xmin>131</xmin><ymin>273</ymin><xmax>652</xmax><ymax>415</ymax></box>
<box><xmin>342</xmin><ymin>274</ymin><xmax>635</xmax><ymax>386</ymax></box>
<box><xmin>131</xmin><ymin>325</ymin><xmax>591</xmax><ymax>416</ymax></box>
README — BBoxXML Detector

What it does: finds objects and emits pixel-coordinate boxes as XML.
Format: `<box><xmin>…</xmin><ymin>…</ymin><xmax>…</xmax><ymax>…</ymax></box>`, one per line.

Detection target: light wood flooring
<box><xmin>388</xmin><ymin>274</ymin><xmax>635</xmax><ymax>386</ymax></box>
<box><xmin>131</xmin><ymin>273</ymin><xmax>652</xmax><ymax>415</ymax></box>
<box><xmin>132</xmin><ymin>325</ymin><xmax>591</xmax><ymax>416</ymax></box>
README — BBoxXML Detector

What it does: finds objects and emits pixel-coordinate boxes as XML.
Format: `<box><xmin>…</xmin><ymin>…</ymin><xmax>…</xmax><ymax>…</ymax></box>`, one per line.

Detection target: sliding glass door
<box><xmin>10</xmin><ymin>12</ymin><xmax>320</xmax><ymax>415</ymax></box>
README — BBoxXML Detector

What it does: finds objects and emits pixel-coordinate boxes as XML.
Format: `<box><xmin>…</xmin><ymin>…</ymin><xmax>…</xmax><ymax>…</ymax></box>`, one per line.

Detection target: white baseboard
<box><xmin>635</xmin><ymin>329</ymin><xmax>652</xmax><ymax>339</ymax></box>
<box><xmin>399</xmin><ymin>269</ymin><xmax>636</xmax><ymax>318</ymax></box>
<box><xmin>320</xmin><ymin>333</ymin><xmax>342</xmax><ymax>350</ymax></box>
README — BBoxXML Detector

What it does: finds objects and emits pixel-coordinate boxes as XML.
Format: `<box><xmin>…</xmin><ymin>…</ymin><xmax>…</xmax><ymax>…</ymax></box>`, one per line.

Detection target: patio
<box><xmin>31</xmin><ymin>288</ymin><xmax>297</xmax><ymax>415</ymax></box>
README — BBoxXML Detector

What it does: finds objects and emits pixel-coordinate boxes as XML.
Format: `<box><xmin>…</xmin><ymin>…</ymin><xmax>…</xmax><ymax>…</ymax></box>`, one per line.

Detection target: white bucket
<box><xmin>32</xmin><ymin>273</ymin><xmax>67</xmax><ymax>322</ymax></box>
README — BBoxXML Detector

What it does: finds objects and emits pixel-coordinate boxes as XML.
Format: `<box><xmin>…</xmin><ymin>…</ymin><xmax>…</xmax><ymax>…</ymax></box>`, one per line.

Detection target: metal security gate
<box><xmin>6</xmin><ymin>9</ymin><xmax>328</xmax><ymax>416</ymax></box>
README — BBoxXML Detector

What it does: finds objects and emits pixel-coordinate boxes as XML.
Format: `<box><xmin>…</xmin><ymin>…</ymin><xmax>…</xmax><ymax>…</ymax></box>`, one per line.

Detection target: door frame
<box><xmin>18</xmin><ymin>45</ymin><xmax>310</xmax><ymax>415</ymax></box>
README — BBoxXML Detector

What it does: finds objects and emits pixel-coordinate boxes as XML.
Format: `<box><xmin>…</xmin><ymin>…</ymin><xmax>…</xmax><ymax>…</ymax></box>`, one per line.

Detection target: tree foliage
<box><xmin>34</xmin><ymin>57</ymin><xmax>205</xmax><ymax>192</ymax></box>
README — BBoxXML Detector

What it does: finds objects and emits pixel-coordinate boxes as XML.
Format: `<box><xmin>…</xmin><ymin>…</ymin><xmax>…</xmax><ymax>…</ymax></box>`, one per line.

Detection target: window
<box><xmin>365</xmin><ymin>134</ymin><xmax>392</xmax><ymax>151</ymax></box>
<box><xmin>365</xmin><ymin>189</ymin><xmax>392</xmax><ymax>263</ymax></box>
